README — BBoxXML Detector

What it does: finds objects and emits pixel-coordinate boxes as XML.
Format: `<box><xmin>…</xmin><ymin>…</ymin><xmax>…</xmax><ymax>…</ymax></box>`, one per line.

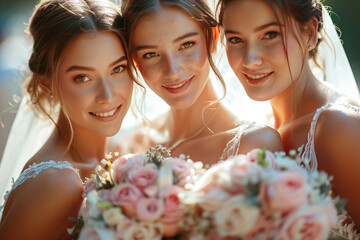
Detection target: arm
<box><xmin>315</xmin><ymin>108</ymin><xmax>360</xmax><ymax>227</ymax></box>
<box><xmin>240</xmin><ymin>125</ymin><xmax>284</xmax><ymax>154</ymax></box>
<box><xmin>0</xmin><ymin>167</ymin><xmax>84</xmax><ymax>240</ymax></box>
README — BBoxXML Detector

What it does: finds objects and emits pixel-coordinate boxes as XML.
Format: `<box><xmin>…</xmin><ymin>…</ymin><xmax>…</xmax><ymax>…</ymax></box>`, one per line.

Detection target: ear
<box><xmin>39</xmin><ymin>75</ymin><xmax>54</xmax><ymax>99</ymax></box>
<box><xmin>304</xmin><ymin>17</ymin><xmax>319</xmax><ymax>52</ymax></box>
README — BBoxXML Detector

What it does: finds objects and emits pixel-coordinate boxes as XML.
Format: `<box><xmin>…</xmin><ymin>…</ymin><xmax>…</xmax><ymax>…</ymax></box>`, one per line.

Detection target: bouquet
<box><xmin>72</xmin><ymin>147</ymin><xmax>343</xmax><ymax>240</ymax></box>
<box><xmin>74</xmin><ymin>146</ymin><xmax>206</xmax><ymax>240</ymax></box>
<box><xmin>188</xmin><ymin>149</ymin><xmax>343</xmax><ymax>240</ymax></box>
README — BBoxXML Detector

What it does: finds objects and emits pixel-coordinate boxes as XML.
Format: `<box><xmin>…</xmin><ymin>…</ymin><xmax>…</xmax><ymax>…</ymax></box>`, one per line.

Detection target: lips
<box><xmin>243</xmin><ymin>72</ymin><xmax>273</xmax><ymax>85</ymax></box>
<box><xmin>89</xmin><ymin>104</ymin><xmax>122</xmax><ymax>122</ymax></box>
<box><xmin>161</xmin><ymin>76</ymin><xmax>194</xmax><ymax>94</ymax></box>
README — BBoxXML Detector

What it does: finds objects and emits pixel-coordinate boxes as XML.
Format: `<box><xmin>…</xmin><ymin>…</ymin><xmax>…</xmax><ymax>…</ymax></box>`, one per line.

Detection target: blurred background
<box><xmin>0</xmin><ymin>0</ymin><xmax>359</xmax><ymax>162</ymax></box>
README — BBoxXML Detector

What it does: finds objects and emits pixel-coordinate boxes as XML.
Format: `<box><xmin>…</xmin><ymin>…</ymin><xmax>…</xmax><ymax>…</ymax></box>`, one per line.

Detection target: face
<box><xmin>132</xmin><ymin>6</ymin><xmax>210</xmax><ymax>109</ymax></box>
<box><xmin>58</xmin><ymin>31</ymin><xmax>133</xmax><ymax>137</ymax></box>
<box><xmin>223</xmin><ymin>0</ymin><xmax>308</xmax><ymax>101</ymax></box>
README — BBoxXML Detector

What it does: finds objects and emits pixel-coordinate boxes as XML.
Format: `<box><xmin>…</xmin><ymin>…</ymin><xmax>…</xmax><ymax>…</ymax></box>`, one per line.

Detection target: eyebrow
<box><xmin>66</xmin><ymin>56</ymin><xmax>126</xmax><ymax>72</ymax></box>
<box><xmin>134</xmin><ymin>32</ymin><xmax>199</xmax><ymax>52</ymax></box>
<box><xmin>173</xmin><ymin>32</ymin><xmax>198</xmax><ymax>43</ymax></box>
<box><xmin>224</xmin><ymin>22</ymin><xmax>283</xmax><ymax>35</ymax></box>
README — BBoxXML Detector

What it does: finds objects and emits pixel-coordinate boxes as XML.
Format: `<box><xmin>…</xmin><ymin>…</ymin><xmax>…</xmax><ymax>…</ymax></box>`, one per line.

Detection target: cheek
<box><xmin>117</xmin><ymin>77</ymin><xmax>134</xmax><ymax>103</ymax></box>
<box><xmin>226</xmin><ymin>47</ymin><xmax>241</xmax><ymax>70</ymax></box>
<box><xmin>137</xmin><ymin>61</ymin><xmax>162</xmax><ymax>85</ymax></box>
<box><xmin>187</xmin><ymin>45</ymin><xmax>208</xmax><ymax>71</ymax></box>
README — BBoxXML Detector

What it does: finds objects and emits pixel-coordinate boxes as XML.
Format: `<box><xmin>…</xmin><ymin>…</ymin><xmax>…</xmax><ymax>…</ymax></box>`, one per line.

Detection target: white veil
<box><xmin>0</xmin><ymin>3</ymin><xmax>358</xmax><ymax>210</ymax></box>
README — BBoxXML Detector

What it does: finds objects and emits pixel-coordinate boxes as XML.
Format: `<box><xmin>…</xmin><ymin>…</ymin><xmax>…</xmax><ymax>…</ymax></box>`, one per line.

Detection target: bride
<box><xmin>0</xmin><ymin>0</ymin><xmax>137</xmax><ymax>238</ymax></box>
<box><xmin>217</xmin><ymin>0</ymin><xmax>360</xmax><ymax>238</ymax></box>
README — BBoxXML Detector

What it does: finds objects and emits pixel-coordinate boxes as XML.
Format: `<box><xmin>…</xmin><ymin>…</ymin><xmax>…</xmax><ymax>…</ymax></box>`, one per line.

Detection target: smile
<box><xmin>90</xmin><ymin>105</ymin><xmax>121</xmax><ymax>118</ymax></box>
<box><xmin>162</xmin><ymin>76</ymin><xmax>194</xmax><ymax>94</ymax></box>
<box><xmin>243</xmin><ymin>72</ymin><xmax>272</xmax><ymax>80</ymax></box>
<box><xmin>243</xmin><ymin>72</ymin><xmax>273</xmax><ymax>85</ymax></box>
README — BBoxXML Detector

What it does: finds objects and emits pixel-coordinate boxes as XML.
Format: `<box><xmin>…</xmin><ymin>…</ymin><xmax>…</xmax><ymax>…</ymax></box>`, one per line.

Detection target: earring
<box><xmin>307</xmin><ymin>44</ymin><xmax>314</xmax><ymax>52</ymax></box>
<box><xmin>50</xmin><ymin>94</ymin><xmax>54</xmax><ymax>99</ymax></box>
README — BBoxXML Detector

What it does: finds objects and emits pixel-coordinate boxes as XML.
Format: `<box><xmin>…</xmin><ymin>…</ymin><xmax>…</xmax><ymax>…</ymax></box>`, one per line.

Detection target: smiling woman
<box><xmin>119</xmin><ymin>0</ymin><xmax>283</xmax><ymax>166</ymax></box>
<box><xmin>0</xmin><ymin>0</ymin><xmax>137</xmax><ymax>239</ymax></box>
<box><xmin>217</xmin><ymin>0</ymin><xmax>360</xmax><ymax>237</ymax></box>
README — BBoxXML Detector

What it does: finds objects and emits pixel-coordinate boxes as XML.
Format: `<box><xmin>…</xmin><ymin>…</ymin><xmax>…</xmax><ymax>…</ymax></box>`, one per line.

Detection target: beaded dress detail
<box><xmin>298</xmin><ymin>103</ymin><xmax>360</xmax><ymax>240</ymax></box>
<box><xmin>0</xmin><ymin>160</ymin><xmax>80</xmax><ymax>216</ymax></box>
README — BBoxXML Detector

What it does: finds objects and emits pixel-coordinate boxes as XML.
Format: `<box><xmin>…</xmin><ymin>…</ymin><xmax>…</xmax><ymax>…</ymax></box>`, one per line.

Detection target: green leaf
<box><xmin>319</xmin><ymin>183</ymin><xmax>332</xmax><ymax>195</ymax></box>
<box><xmin>335</xmin><ymin>198</ymin><xmax>347</xmax><ymax>212</ymax></box>
<box><xmin>68</xmin><ymin>216</ymin><xmax>84</xmax><ymax>240</ymax></box>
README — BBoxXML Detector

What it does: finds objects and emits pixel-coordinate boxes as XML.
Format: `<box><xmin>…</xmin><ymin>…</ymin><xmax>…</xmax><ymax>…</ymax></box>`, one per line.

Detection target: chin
<box><xmin>246</xmin><ymin>90</ymin><xmax>272</xmax><ymax>102</ymax></box>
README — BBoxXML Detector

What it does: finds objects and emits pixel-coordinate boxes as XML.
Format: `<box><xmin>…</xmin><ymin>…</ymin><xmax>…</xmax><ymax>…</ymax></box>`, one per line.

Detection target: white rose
<box><xmin>102</xmin><ymin>207</ymin><xmax>123</xmax><ymax>226</ymax></box>
<box><xmin>214</xmin><ymin>195</ymin><xmax>259</xmax><ymax>238</ymax></box>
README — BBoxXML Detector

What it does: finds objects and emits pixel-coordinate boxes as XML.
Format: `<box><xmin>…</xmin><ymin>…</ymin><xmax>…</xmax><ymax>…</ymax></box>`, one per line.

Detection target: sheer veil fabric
<box><xmin>0</xmin><ymin>3</ymin><xmax>358</xmax><ymax>212</ymax></box>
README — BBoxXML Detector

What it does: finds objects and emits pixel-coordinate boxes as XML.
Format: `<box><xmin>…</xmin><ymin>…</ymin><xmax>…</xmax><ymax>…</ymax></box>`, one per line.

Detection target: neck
<box><xmin>165</xmin><ymin>81</ymin><xmax>221</xmax><ymax>147</ymax></box>
<box><xmin>270</xmin><ymin>64</ymin><xmax>327</xmax><ymax>130</ymax></box>
<box><xmin>56</xmin><ymin>113</ymin><xmax>109</xmax><ymax>164</ymax></box>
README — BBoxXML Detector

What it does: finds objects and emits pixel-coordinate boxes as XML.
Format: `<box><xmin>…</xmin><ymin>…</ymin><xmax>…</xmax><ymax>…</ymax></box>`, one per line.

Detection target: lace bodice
<box><xmin>0</xmin><ymin>160</ymin><xmax>80</xmax><ymax>216</ymax></box>
<box><xmin>219</xmin><ymin>121</ymin><xmax>255</xmax><ymax>161</ymax></box>
<box><xmin>298</xmin><ymin>103</ymin><xmax>360</xmax><ymax>240</ymax></box>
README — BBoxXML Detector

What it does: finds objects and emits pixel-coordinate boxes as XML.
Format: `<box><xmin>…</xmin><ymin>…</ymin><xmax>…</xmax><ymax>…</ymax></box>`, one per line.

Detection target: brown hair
<box><xmin>121</xmin><ymin>0</ymin><xmax>227</xmax><ymax>103</ymax></box>
<box><xmin>217</xmin><ymin>0</ymin><xmax>324</xmax><ymax>64</ymax></box>
<box><xmin>25</xmin><ymin>0</ymin><xmax>137</xmax><ymax>150</ymax></box>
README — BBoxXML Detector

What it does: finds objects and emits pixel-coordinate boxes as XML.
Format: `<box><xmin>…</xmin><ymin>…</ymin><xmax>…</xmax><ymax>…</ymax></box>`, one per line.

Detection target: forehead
<box><xmin>60</xmin><ymin>31</ymin><xmax>124</xmax><ymax>68</ymax></box>
<box><xmin>132</xmin><ymin>6</ymin><xmax>202</xmax><ymax>45</ymax></box>
<box><xmin>223</xmin><ymin>0</ymin><xmax>282</xmax><ymax>29</ymax></box>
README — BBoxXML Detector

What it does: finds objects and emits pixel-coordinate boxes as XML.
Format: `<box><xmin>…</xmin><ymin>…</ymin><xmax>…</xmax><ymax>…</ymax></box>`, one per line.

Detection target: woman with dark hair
<box><xmin>120</xmin><ymin>0</ymin><xmax>283</xmax><ymax>166</ymax></box>
<box><xmin>0</xmin><ymin>0</ymin><xmax>137</xmax><ymax>238</ymax></box>
<box><xmin>218</xmin><ymin>0</ymin><xmax>360</xmax><ymax>237</ymax></box>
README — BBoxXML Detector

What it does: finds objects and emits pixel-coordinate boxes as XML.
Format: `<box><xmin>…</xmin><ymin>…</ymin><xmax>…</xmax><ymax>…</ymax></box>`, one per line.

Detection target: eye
<box><xmin>74</xmin><ymin>75</ymin><xmax>90</xmax><ymax>83</ymax></box>
<box><xmin>228</xmin><ymin>37</ymin><xmax>243</xmax><ymax>44</ymax></box>
<box><xmin>143</xmin><ymin>52</ymin><xmax>158</xmax><ymax>59</ymax></box>
<box><xmin>263</xmin><ymin>31</ymin><xmax>279</xmax><ymax>40</ymax></box>
<box><xmin>179</xmin><ymin>41</ymin><xmax>194</xmax><ymax>50</ymax></box>
<box><xmin>112</xmin><ymin>65</ymin><xmax>126</xmax><ymax>74</ymax></box>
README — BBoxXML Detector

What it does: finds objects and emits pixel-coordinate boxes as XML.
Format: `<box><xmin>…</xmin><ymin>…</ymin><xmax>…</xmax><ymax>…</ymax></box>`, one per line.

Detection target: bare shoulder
<box><xmin>239</xmin><ymin>123</ymin><xmax>283</xmax><ymax>153</ymax></box>
<box><xmin>0</xmin><ymin>167</ymin><xmax>83</xmax><ymax>240</ymax></box>
<box><xmin>315</xmin><ymin>104</ymin><xmax>360</xmax><ymax>147</ymax></box>
<box><xmin>314</xmin><ymin>105</ymin><xmax>360</xmax><ymax>226</ymax></box>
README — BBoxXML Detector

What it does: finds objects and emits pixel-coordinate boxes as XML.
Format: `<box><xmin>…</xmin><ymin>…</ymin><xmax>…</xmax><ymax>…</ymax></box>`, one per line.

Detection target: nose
<box><xmin>96</xmin><ymin>78</ymin><xmax>115</xmax><ymax>104</ymax></box>
<box><xmin>242</xmin><ymin>43</ymin><xmax>262</xmax><ymax>68</ymax></box>
<box><xmin>164</xmin><ymin>54</ymin><xmax>182</xmax><ymax>80</ymax></box>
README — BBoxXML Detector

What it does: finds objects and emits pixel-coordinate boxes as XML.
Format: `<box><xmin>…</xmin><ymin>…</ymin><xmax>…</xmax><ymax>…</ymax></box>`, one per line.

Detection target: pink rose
<box><xmin>112</xmin><ymin>183</ymin><xmax>143</xmax><ymax>217</ymax></box>
<box><xmin>129</xmin><ymin>164</ymin><xmax>158</xmax><ymax>189</ymax></box>
<box><xmin>168</xmin><ymin>157</ymin><xmax>191</xmax><ymax>182</ymax></box>
<box><xmin>137</xmin><ymin>197</ymin><xmax>164</xmax><ymax>222</ymax></box>
<box><xmin>278</xmin><ymin>205</ymin><xmax>334</xmax><ymax>240</ymax></box>
<box><xmin>160</xmin><ymin>186</ymin><xmax>186</xmax><ymax>237</ymax></box>
<box><xmin>247</xmin><ymin>148</ymin><xmax>277</xmax><ymax>169</ymax></box>
<box><xmin>259</xmin><ymin>170</ymin><xmax>307</xmax><ymax>213</ymax></box>
<box><xmin>111</xmin><ymin>154</ymin><xmax>145</xmax><ymax>184</ymax></box>
<box><xmin>230</xmin><ymin>158</ymin><xmax>262</xmax><ymax>190</ymax></box>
